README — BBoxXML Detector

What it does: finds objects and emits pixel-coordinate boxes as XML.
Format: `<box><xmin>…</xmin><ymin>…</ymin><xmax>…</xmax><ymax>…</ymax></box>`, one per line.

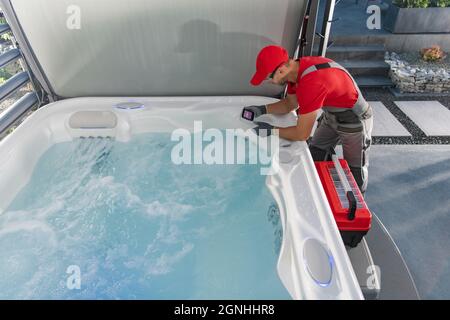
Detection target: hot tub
<box><xmin>0</xmin><ymin>0</ymin><xmax>365</xmax><ymax>299</ymax></box>
<box><xmin>0</xmin><ymin>96</ymin><xmax>363</xmax><ymax>299</ymax></box>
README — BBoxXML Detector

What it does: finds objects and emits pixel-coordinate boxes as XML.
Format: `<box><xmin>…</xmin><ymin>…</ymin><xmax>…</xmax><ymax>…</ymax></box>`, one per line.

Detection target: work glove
<box><xmin>252</xmin><ymin>121</ymin><xmax>274</xmax><ymax>137</ymax></box>
<box><xmin>242</xmin><ymin>105</ymin><xmax>267</xmax><ymax>120</ymax></box>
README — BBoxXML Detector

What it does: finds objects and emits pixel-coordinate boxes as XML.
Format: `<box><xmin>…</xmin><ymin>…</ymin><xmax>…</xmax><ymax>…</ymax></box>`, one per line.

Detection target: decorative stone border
<box><xmin>385</xmin><ymin>52</ymin><xmax>450</xmax><ymax>94</ymax></box>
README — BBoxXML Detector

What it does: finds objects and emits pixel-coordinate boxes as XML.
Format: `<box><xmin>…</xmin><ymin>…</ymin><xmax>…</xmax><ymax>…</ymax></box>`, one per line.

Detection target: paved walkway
<box><xmin>312</xmin><ymin>99</ymin><xmax>450</xmax><ymax>142</ymax></box>
<box><xmin>371</xmin><ymin>100</ymin><xmax>450</xmax><ymax>138</ymax></box>
<box><xmin>395</xmin><ymin>101</ymin><xmax>450</xmax><ymax>137</ymax></box>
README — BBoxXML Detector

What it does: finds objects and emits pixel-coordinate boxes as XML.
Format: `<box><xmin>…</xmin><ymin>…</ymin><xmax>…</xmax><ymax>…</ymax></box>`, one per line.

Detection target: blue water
<box><xmin>0</xmin><ymin>133</ymin><xmax>289</xmax><ymax>299</ymax></box>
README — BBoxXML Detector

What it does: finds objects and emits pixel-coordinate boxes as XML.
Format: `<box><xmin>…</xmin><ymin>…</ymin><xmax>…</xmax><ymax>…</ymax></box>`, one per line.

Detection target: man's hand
<box><xmin>252</xmin><ymin>121</ymin><xmax>274</xmax><ymax>137</ymax></box>
<box><xmin>243</xmin><ymin>105</ymin><xmax>267</xmax><ymax>120</ymax></box>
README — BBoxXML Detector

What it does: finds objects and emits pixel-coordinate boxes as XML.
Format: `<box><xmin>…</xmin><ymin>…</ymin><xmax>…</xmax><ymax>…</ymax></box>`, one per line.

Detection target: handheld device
<box><xmin>241</xmin><ymin>109</ymin><xmax>255</xmax><ymax>121</ymax></box>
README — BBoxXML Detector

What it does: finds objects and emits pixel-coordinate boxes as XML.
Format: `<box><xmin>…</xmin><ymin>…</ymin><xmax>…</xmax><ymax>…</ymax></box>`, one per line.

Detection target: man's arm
<box><xmin>266</xmin><ymin>94</ymin><xmax>298</xmax><ymax>115</ymax></box>
<box><xmin>277</xmin><ymin>109</ymin><xmax>318</xmax><ymax>141</ymax></box>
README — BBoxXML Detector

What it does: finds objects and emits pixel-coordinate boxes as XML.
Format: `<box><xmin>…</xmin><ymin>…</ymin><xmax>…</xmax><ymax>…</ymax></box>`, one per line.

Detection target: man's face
<box><xmin>267</xmin><ymin>62</ymin><xmax>290</xmax><ymax>86</ymax></box>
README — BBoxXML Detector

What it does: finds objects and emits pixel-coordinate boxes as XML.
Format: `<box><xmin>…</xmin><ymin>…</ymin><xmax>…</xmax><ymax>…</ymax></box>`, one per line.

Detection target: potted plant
<box><xmin>384</xmin><ymin>0</ymin><xmax>450</xmax><ymax>33</ymax></box>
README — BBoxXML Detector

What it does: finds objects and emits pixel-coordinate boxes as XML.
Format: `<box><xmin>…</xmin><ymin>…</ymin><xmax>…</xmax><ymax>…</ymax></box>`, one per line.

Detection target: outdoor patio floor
<box><xmin>365</xmin><ymin>145</ymin><xmax>450</xmax><ymax>299</ymax></box>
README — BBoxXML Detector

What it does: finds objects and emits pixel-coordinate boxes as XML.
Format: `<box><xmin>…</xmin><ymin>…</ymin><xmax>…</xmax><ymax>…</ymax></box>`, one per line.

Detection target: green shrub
<box><xmin>1</xmin><ymin>33</ymin><xmax>11</xmax><ymax>41</ymax></box>
<box><xmin>394</xmin><ymin>0</ymin><xmax>429</xmax><ymax>8</ymax></box>
<box><xmin>0</xmin><ymin>16</ymin><xmax>12</xmax><ymax>41</ymax></box>
<box><xmin>0</xmin><ymin>67</ymin><xmax>13</xmax><ymax>83</ymax></box>
<box><xmin>394</xmin><ymin>0</ymin><xmax>450</xmax><ymax>7</ymax></box>
<box><xmin>434</xmin><ymin>0</ymin><xmax>450</xmax><ymax>7</ymax></box>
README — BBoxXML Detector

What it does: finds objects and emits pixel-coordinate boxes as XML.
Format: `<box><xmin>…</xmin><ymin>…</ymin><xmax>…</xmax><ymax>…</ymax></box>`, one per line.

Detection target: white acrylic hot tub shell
<box><xmin>0</xmin><ymin>96</ymin><xmax>363</xmax><ymax>300</ymax></box>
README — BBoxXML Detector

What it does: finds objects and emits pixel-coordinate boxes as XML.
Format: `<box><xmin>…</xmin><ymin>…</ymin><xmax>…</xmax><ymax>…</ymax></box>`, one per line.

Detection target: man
<box><xmin>245</xmin><ymin>45</ymin><xmax>373</xmax><ymax>194</ymax></box>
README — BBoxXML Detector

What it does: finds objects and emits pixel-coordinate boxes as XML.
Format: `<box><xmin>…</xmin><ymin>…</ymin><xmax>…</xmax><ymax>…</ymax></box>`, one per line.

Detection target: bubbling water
<box><xmin>0</xmin><ymin>133</ymin><xmax>288</xmax><ymax>299</ymax></box>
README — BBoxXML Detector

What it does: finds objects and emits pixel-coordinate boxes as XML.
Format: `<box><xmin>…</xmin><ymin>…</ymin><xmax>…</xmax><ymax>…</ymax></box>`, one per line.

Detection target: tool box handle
<box><xmin>332</xmin><ymin>155</ymin><xmax>357</xmax><ymax>221</ymax></box>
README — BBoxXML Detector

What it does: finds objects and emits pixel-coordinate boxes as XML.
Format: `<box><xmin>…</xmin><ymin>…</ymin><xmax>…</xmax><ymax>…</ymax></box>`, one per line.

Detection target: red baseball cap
<box><xmin>250</xmin><ymin>45</ymin><xmax>289</xmax><ymax>86</ymax></box>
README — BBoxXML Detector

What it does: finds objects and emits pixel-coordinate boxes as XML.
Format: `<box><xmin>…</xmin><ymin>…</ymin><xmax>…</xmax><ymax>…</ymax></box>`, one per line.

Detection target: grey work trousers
<box><xmin>309</xmin><ymin>108</ymin><xmax>373</xmax><ymax>194</ymax></box>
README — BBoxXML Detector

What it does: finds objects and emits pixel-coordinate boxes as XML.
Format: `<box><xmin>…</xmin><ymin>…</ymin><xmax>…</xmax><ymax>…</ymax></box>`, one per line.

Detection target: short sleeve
<box><xmin>297</xmin><ymin>83</ymin><xmax>328</xmax><ymax>115</ymax></box>
<box><xmin>286</xmin><ymin>81</ymin><xmax>296</xmax><ymax>95</ymax></box>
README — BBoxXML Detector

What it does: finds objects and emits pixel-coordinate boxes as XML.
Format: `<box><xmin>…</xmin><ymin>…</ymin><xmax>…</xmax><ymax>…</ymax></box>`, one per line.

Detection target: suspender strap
<box><xmin>301</xmin><ymin>62</ymin><xmax>356</xmax><ymax>81</ymax></box>
<box><xmin>300</xmin><ymin>61</ymin><xmax>370</xmax><ymax>118</ymax></box>
<box><xmin>313</xmin><ymin>62</ymin><xmax>332</xmax><ymax>70</ymax></box>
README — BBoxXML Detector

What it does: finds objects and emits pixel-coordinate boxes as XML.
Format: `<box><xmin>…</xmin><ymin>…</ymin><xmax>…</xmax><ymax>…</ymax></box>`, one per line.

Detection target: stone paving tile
<box><xmin>370</xmin><ymin>101</ymin><xmax>410</xmax><ymax>137</ymax></box>
<box><xmin>396</xmin><ymin>101</ymin><xmax>450</xmax><ymax>136</ymax></box>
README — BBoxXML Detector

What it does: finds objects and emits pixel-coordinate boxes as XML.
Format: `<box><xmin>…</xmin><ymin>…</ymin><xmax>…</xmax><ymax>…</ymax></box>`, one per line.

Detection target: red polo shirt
<box><xmin>287</xmin><ymin>56</ymin><xmax>358</xmax><ymax>115</ymax></box>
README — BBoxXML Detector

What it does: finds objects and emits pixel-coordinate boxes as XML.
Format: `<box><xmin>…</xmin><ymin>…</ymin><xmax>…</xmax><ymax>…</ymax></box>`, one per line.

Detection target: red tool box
<box><xmin>314</xmin><ymin>155</ymin><xmax>372</xmax><ymax>247</ymax></box>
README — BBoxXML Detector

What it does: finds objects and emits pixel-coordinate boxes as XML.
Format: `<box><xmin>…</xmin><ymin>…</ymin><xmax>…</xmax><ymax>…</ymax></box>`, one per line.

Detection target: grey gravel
<box><xmin>397</xmin><ymin>51</ymin><xmax>450</xmax><ymax>72</ymax></box>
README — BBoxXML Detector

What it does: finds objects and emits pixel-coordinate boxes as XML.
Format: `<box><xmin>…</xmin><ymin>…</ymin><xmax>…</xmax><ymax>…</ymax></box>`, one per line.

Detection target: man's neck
<box><xmin>288</xmin><ymin>59</ymin><xmax>300</xmax><ymax>83</ymax></box>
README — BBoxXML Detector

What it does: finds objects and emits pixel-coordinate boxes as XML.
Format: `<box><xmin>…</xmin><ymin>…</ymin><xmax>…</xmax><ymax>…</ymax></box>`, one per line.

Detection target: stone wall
<box><xmin>385</xmin><ymin>52</ymin><xmax>450</xmax><ymax>94</ymax></box>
